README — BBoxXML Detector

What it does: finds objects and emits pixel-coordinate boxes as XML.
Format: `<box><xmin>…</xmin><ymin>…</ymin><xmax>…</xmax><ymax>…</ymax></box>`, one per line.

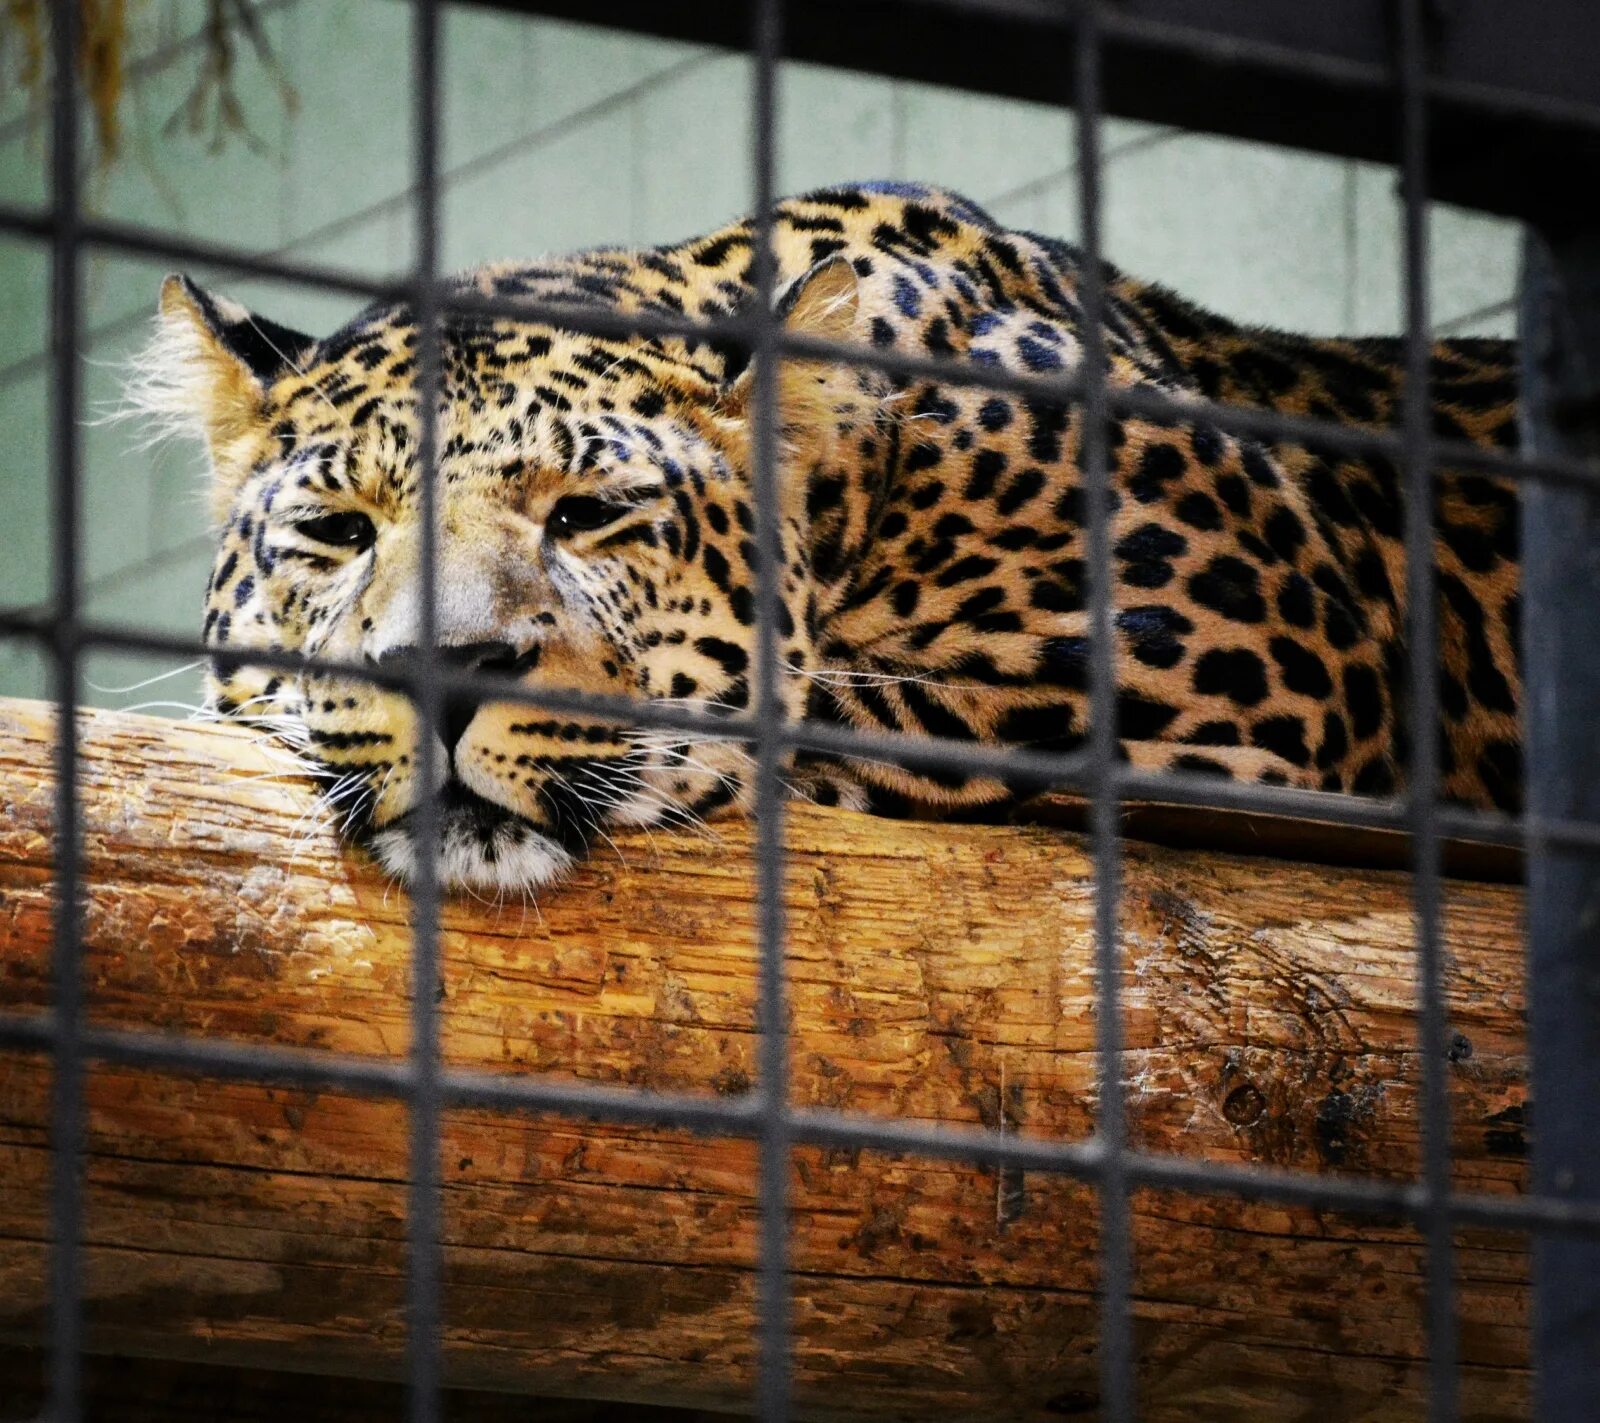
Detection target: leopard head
<box><xmin>139</xmin><ymin>257</ymin><xmax>872</xmax><ymax>892</ymax></box>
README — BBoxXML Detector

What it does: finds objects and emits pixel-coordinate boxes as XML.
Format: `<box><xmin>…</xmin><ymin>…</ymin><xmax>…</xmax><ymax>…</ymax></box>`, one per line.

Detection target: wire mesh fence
<box><xmin>3</xmin><ymin>0</ymin><xmax>1600</xmax><ymax>1419</ymax></box>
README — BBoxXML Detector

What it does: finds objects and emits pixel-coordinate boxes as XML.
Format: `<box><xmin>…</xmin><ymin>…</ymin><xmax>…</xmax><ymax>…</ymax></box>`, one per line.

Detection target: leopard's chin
<box><xmin>364</xmin><ymin>782</ymin><xmax>575</xmax><ymax>893</ymax></box>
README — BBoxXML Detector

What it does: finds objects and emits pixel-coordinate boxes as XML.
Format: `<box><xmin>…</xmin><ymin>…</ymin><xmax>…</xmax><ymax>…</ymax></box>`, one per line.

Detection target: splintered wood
<box><xmin>0</xmin><ymin>698</ymin><xmax>1530</xmax><ymax>1420</ymax></box>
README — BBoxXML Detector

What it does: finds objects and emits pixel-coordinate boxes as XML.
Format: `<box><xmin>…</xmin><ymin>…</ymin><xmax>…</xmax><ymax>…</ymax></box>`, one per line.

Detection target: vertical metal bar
<box><xmin>1395</xmin><ymin>3</ymin><xmax>1458</xmax><ymax>1419</ymax></box>
<box><xmin>749</xmin><ymin>1</ymin><xmax>791</xmax><ymax>1417</ymax></box>
<box><xmin>408</xmin><ymin>0</ymin><xmax>445</xmax><ymax>1418</ymax></box>
<box><xmin>1518</xmin><ymin>226</ymin><xmax>1600</xmax><ymax>1419</ymax></box>
<box><xmin>47</xmin><ymin>0</ymin><xmax>84</xmax><ymax>1417</ymax></box>
<box><xmin>1073</xmin><ymin>7</ymin><xmax>1134</xmax><ymax>1418</ymax></box>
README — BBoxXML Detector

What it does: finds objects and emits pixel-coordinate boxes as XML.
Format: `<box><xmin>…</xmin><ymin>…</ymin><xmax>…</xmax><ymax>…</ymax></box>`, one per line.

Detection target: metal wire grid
<box><xmin>5</xmin><ymin>0</ymin><xmax>1600</xmax><ymax>1419</ymax></box>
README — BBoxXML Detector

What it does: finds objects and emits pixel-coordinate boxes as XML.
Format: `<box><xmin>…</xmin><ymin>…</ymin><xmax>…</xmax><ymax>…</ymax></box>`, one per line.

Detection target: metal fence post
<box><xmin>1518</xmin><ymin>227</ymin><xmax>1600</xmax><ymax>1419</ymax></box>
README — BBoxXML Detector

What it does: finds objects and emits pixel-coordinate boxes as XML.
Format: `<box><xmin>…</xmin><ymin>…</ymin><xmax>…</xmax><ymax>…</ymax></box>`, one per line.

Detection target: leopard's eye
<box><xmin>293</xmin><ymin>511</ymin><xmax>376</xmax><ymax>551</ymax></box>
<box><xmin>548</xmin><ymin>495</ymin><xmax>630</xmax><ymax>538</ymax></box>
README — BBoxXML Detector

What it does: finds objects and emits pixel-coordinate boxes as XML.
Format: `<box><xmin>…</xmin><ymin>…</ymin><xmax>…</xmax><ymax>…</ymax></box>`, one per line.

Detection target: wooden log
<box><xmin>0</xmin><ymin>1345</ymin><xmax>725</xmax><ymax>1423</ymax></box>
<box><xmin>0</xmin><ymin>696</ymin><xmax>1531</xmax><ymax>1420</ymax></box>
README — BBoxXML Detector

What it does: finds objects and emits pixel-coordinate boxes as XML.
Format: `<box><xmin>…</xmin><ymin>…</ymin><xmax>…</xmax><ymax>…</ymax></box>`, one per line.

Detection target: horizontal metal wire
<box><xmin>0</xmin><ymin>203</ymin><xmax>394</xmax><ymax>298</ymax></box>
<box><xmin>0</xmin><ymin>202</ymin><xmax>1592</xmax><ymax>499</ymax></box>
<box><xmin>1</xmin><ymin>1008</ymin><xmax>1593</xmax><ymax>1238</ymax></box>
<box><xmin>10</xmin><ymin>610</ymin><xmax>1600</xmax><ymax>856</ymax></box>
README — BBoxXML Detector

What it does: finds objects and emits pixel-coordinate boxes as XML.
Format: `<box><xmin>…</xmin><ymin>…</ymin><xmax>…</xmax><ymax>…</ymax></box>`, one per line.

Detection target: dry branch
<box><xmin>0</xmin><ymin>697</ymin><xmax>1531</xmax><ymax>1420</ymax></box>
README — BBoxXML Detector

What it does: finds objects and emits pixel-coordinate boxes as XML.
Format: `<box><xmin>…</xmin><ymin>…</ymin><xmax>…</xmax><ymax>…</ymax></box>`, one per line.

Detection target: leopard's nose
<box><xmin>376</xmin><ymin>640</ymin><xmax>529</xmax><ymax>751</ymax></box>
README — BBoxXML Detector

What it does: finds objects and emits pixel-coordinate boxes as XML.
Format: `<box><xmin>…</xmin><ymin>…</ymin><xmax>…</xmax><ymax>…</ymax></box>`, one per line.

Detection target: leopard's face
<box><xmin>157</xmin><ymin>270</ymin><xmax>854</xmax><ymax>892</ymax></box>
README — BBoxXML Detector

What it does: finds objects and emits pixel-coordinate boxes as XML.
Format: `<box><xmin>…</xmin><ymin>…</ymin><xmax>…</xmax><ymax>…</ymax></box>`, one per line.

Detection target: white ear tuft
<box><xmin>114</xmin><ymin>276</ymin><xmax>239</xmax><ymax>454</ymax></box>
<box><xmin>119</xmin><ymin>275</ymin><xmax>316</xmax><ymax>456</ymax></box>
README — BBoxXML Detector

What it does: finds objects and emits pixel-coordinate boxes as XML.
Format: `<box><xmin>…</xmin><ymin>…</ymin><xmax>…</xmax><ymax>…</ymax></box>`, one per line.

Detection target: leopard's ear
<box><xmin>129</xmin><ymin>275</ymin><xmax>315</xmax><ymax>502</ymax></box>
<box><xmin>772</xmin><ymin>253</ymin><xmax>860</xmax><ymax>344</ymax></box>
<box><xmin>723</xmin><ymin>255</ymin><xmax>863</xmax><ymax>437</ymax></box>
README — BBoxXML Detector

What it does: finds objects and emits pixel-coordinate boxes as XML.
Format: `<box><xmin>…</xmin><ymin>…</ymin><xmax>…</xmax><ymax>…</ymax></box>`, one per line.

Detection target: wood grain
<box><xmin>0</xmin><ymin>697</ymin><xmax>1531</xmax><ymax>1420</ymax></box>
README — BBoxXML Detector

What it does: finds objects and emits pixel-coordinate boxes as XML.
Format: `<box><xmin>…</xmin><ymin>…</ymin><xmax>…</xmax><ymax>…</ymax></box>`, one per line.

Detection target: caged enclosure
<box><xmin>1</xmin><ymin>1</ymin><xmax>1599</xmax><ymax>1420</ymax></box>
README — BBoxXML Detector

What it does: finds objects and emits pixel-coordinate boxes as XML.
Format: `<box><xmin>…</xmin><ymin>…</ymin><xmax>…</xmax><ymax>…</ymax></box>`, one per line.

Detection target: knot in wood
<box><xmin>1223</xmin><ymin>1081</ymin><xmax>1267</xmax><ymax>1126</ymax></box>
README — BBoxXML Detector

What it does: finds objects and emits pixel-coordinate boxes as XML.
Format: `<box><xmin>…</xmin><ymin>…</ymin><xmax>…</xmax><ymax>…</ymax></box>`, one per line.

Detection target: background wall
<box><xmin>0</xmin><ymin>0</ymin><xmax>1521</xmax><ymax>711</ymax></box>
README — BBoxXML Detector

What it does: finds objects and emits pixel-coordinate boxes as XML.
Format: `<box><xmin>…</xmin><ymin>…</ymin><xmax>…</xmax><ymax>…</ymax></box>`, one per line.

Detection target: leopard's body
<box><xmin>146</xmin><ymin>182</ymin><xmax>1521</xmax><ymax>891</ymax></box>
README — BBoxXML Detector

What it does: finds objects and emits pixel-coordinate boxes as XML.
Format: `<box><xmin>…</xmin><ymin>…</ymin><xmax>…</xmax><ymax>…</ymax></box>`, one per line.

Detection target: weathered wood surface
<box><xmin>0</xmin><ymin>697</ymin><xmax>1531</xmax><ymax>1420</ymax></box>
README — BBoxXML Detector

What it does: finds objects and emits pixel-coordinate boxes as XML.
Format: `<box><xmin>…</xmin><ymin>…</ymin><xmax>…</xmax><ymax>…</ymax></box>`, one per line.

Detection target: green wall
<box><xmin>0</xmin><ymin>0</ymin><xmax>1520</xmax><ymax>711</ymax></box>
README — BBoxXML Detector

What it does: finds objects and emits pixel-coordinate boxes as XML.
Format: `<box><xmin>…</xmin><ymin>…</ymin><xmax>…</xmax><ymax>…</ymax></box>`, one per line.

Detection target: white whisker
<box><xmin>106</xmin><ymin>698</ymin><xmax>209</xmax><ymax>718</ymax></box>
<box><xmin>87</xmin><ymin>660</ymin><xmax>206</xmax><ymax>696</ymax></box>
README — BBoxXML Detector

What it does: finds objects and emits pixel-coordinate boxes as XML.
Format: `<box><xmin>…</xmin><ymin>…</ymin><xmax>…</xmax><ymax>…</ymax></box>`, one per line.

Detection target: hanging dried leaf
<box><xmin>165</xmin><ymin>0</ymin><xmax>296</xmax><ymax>154</ymax></box>
<box><xmin>1</xmin><ymin>0</ymin><xmax>295</xmax><ymax>163</ymax></box>
<box><xmin>80</xmin><ymin>0</ymin><xmax>128</xmax><ymax>153</ymax></box>
<box><xmin>1</xmin><ymin>0</ymin><xmax>46</xmax><ymax>97</ymax></box>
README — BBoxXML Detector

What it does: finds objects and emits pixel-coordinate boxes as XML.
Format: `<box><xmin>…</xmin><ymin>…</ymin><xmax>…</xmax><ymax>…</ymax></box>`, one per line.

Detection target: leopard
<box><xmin>136</xmin><ymin>181</ymin><xmax>1522</xmax><ymax>893</ymax></box>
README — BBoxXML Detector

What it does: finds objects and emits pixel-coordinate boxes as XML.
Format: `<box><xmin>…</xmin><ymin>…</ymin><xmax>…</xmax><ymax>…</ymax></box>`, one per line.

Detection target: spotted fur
<box><xmin>141</xmin><ymin>183</ymin><xmax>1521</xmax><ymax>891</ymax></box>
